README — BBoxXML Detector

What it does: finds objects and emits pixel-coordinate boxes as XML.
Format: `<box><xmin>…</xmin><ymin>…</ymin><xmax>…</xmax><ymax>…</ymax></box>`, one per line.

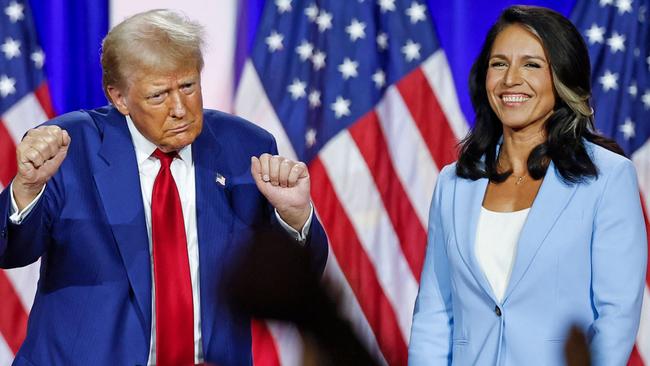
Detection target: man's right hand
<box><xmin>12</xmin><ymin>125</ymin><xmax>70</xmax><ymax>211</ymax></box>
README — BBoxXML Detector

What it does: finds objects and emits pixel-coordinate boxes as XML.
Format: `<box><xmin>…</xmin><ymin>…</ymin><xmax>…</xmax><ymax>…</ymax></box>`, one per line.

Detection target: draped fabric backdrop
<box><xmin>1</xmin><ymin>0</ymin><xmax>648</xmax><ymax>365</ymax></box>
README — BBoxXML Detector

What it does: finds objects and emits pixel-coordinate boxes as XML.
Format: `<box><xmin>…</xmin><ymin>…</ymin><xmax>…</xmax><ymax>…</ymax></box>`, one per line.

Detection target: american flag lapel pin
<box><xmin>215</xmin><ymin>173</ymin><xmax>226</xmax><ymax>186</ymax></box>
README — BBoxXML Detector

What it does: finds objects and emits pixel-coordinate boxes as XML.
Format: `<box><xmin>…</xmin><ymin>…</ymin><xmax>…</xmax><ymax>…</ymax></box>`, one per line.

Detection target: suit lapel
<box><xmin>92</xmin><ymin>108</ymin><xmax>152</xmax><ymax>333</ymax></box>
<box><xmin>503</xmin><ymin>161</ymin><xmax>577</xmax><ymax>301</ymax></box>
<box><xmin>452</xmin><ymin>174</ymin><xmax>497</xmax><ymax>302</ymax></box>
<box><xmin>452</xmin><ymin>161</ymin><xmax>578</xmax><ymax>303</ymax></box>
<box><xmin>192</xmin><ymin>121</ymin><xmax>232</xmax><ymax>353</ymax></box>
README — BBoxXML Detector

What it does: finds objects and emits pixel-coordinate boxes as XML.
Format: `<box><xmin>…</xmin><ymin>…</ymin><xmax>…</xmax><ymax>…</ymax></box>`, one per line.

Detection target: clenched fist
<box><xmin>251</xmin><ymin>153</ymin><xmax>311</xmax><ymax>231</ymax></box>
<box><xmin>12</xmin><ymin>125</ymin><xmax>70</xmax><ymax>210</ymax></box>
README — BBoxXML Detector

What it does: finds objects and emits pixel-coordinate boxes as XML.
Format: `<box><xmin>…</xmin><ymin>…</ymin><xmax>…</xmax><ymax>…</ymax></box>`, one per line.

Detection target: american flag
<box><xmin>571</xmin><ymin>0</ymin><xmax>650</xmax><ymax>364</ymax></box>
<box><xmin>234</xmin><ymin>0</ymin><xmax>467</xmax><ymax>364</ymax></box>
<box><xmin>0</xmin><ymin>0</ymin><xmax>53</xmax><ymax>363</ymax></box>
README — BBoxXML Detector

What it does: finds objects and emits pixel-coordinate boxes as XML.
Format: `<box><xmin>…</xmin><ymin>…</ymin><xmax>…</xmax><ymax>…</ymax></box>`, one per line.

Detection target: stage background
<box><xmin>1</xmin><ymin>0</ymin><xmax>648</xmax><ymax>365</ymax></box>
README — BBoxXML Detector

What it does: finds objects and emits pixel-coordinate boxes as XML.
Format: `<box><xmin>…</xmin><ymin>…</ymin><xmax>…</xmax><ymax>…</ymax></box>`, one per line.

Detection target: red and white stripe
<box><xmin>0</xmin><ymin>83</ymin><xmax>53</xmax><ymax>362</ymax></box>
<box><xmin>235</xmin><ymin>50</ymin><xmax>467</xmax><ymax>365</ymax></box>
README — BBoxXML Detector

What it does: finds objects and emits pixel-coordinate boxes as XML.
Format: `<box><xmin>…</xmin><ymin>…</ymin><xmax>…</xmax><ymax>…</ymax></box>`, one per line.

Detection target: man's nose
<box><xmin>169</xmin><ymin>91</ymin><xmax>187</xmax><ymax>118</ymax></box>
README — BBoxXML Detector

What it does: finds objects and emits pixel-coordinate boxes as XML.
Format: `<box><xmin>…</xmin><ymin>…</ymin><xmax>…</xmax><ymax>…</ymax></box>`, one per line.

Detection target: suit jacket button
<box><xmin>0</xmin><ymin>228</ymin><xmax>6</xmax><ymax>238</ymax></box>
<box><xmin>495</xmin><ymin>305</ymin><xmax>502</xmax><ymax>317</ymax></box>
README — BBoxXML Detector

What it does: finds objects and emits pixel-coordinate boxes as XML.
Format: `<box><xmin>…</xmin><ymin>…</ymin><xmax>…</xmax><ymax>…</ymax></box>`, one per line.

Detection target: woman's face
<box><xmin>486</xmin><ymin>24</ymin><xmax>555</xmax><ymax>133</ymax></box>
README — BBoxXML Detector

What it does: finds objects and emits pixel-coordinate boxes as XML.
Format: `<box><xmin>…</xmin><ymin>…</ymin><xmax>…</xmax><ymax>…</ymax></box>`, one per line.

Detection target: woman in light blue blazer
<box><xmin>409</xmin><ymin>6</ymin><xmax>647</xmax><ymax>365</ymax></box>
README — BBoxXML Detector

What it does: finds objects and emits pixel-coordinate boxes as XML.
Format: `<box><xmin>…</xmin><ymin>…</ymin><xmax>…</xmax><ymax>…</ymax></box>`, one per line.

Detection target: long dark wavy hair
<box><xmin>456</xmin><ymin>5</ymin><xmax>623</xmax><ymax>184</ymax></box>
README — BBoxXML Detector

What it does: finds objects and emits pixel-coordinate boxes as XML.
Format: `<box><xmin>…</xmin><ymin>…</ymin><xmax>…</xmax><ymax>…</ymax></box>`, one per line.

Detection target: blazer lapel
<box><xmin>452</xmin><ymin>174</ymin><xmax>497</xmax><ymax>302</ymax></box>
<box><xmin>192</xmin><ymin>121</ymin><xmax>232</xmax><ymax>353</ymax></box>
<box><xmin>92</xmin><ymin>108</ymin><xmax>152</xmax><ymax>333</ymax></box>
<box><xmin>503</xmin><ymin>161</ymin><xmax>578</xmax><ymax>302</ymax></box>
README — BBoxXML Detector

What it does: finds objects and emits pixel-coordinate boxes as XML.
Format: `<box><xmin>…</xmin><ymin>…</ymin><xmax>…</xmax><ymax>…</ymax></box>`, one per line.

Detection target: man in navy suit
<box><xmin>0</xmin><ymin>9</ymin><xmax>327</xmax><ymax>366</ymax></box>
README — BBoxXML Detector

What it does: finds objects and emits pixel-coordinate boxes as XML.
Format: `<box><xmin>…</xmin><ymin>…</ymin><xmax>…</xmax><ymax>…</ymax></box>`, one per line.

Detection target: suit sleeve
<box><xmin>0</xmin><ymin>182</ymin><xmax>55</xmax><ymax>268</ymax></box>
<box><xmin>589</xmin><ymin>159</ymin><xmax>647</xmax><ymax>365</ymax></box>
<box><xmin>301</xmin><ymin>212</ymin><xmax>328</xmax><ymax>277</ymax></box>
<box><xmin>408</xmin><ymin>167</ymin><xmax>453</xmax><ymax>365</ymax></box>
<box><xmin>263</xmin><ymin>135</ymin><xmax>328</xmax><ymax>277</ymax></box>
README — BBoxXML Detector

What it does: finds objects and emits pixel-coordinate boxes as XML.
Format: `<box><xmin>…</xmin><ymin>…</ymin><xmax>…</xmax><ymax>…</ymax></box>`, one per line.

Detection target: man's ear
<box><xmin>107</xmin><ymin>85</ymin><xmax>129</xmax><ymax>116</ymax></box>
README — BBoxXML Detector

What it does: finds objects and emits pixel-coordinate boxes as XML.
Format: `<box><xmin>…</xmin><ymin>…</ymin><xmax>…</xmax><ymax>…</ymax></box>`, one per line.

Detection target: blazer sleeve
<box><xmin>0</xmin><ymin>182</ymin><xmax>54</xmax><ymax>268</ymax></box>
<box><xmin>302</xmin><ymin>214</ymin><xmax>328</xmax><ymax>277</ymax></box>
<box><xmin>262</xmin><ymin>134</ymin><xmax>328</xmax><ymax>277</ymax></box>
<box><xmin>589</xmin><ymin>159</ymin><xmax>647</xmax><ymax>365</ymax></box>
<box><xmin>408</xmin><ymin>166</ymin><xmax>453</xmax><ymax>365</ymax></box>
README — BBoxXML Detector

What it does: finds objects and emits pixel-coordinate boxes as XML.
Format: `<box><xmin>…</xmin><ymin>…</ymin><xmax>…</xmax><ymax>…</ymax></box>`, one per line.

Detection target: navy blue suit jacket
<box><xmin>0</xmin><ymin>106</ymin><xmax>328</xmax><ymax>365</ymax></box>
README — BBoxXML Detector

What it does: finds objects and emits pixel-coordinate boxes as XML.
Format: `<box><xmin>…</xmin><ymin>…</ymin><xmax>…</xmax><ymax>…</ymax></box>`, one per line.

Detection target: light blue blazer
<box><xmin>409</xmin><ymin>142</ymin><xmax>647</xmax><ymax>365</ymax></box>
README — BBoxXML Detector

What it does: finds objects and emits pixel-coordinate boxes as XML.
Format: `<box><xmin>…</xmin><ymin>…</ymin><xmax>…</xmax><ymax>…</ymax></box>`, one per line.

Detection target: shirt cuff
<box><xmin>9</xmin><ymin>182</ymin><xmax>46</xmax><ymax>225</ymax></box>
<box><xmin>275</xmin><ymin>203</ymin><xmax>314</xmax><ymax>243</ymax></box>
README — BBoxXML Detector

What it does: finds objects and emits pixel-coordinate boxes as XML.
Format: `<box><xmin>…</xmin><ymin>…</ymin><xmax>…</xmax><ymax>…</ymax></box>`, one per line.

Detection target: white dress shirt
<box><xmin>126</xmin><ymin>118</ymin><xmax>204</xmax><ymax>365</ymax></box>
<box><xmin>475</xmin><ymin>206</ymin><xmax>530</xmax><ymax>303</ymax></box>
<box><xmin>10</xmin><ymin>115</ymin><xmax>313</xmax><ymax>365</ymax></box>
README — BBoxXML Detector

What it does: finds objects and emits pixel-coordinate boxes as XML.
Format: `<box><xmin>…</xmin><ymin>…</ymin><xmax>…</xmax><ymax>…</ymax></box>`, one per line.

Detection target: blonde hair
<box><xmin>100</xmin><ymin>9</ymin><xmax>205</xmax><ymax>101</ymax></box>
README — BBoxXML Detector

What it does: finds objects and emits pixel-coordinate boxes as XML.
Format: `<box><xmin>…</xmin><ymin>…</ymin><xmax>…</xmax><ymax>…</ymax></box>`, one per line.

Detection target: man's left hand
<box><xmin>251</xmin><ymin>153</ymin><xmax>311</xmax><ymax>231</ymax></box>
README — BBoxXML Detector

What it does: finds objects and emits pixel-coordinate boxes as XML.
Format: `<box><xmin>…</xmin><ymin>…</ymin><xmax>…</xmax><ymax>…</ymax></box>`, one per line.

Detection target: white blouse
<box><xmin>475</xmin><ymin>206</ymin><xmax>530</xmax><ymax>303</ymax></box>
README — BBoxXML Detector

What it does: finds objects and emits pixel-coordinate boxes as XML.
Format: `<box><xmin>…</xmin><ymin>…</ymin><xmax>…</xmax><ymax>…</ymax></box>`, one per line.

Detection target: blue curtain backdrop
<box><xmin>28</xmin><ymin>0</ymin><xmax>577</xmax><ymax>124</ymax></box>
<box><xmin>29</xmin><ymin>0</ymin><xmax>108</xmax><ymax>115</ymax></box>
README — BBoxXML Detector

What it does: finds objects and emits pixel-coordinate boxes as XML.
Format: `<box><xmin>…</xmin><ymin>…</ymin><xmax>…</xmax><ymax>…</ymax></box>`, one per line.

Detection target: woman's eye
<box><xmin>490</xmin><ymin>62</ymin><xmax>507</xmax><ymax>68</ymax></box>
<box><xmin>525</xmin><ymin>63</ymin><xmax>541</xmax><ymax>68</ymax></box>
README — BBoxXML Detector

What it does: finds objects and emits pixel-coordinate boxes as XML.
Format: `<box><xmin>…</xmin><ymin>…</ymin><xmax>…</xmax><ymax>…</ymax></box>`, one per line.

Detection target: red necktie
<box><xmin>151</xmin><ymin>149</ymin><xmax>194</xmax><ymax>365</ymax></box>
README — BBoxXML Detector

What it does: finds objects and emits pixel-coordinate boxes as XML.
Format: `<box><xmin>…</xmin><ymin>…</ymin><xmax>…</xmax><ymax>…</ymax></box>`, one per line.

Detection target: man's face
<box><xmin>109</xmin><ymin>66</ymin><xmax>203</xmax><ymax>152</ymax></box>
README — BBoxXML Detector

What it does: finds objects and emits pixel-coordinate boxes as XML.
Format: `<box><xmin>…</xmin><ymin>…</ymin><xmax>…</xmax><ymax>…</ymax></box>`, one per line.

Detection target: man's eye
<box><xmin>147</xmin><ymin>93</ymin><xmax>166</xmax><ymax>103</ymax></box>
<box><xmin>181</xmin><ymin>83</ymin><xmax>195</xmax><ymax>93</ymax></box>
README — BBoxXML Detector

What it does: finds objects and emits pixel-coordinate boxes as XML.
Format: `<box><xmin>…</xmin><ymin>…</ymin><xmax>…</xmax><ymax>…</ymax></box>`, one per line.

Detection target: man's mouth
<box><xmin>168</xmin><ymin>122</ymin><xmax>191</xmax><ymax>133</ymax></box>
